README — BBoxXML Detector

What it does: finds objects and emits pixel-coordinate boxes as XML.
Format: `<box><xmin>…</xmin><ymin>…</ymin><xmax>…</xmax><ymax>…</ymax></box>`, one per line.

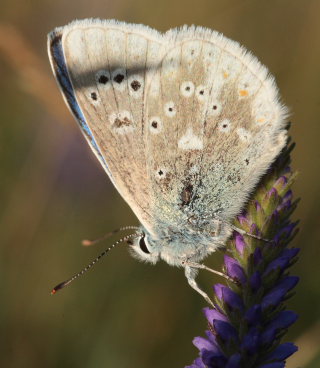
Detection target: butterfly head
<box><xmin>128</xmin><ymin>231</ymin><xmax>161</xmax><ymax>265</ymax></box>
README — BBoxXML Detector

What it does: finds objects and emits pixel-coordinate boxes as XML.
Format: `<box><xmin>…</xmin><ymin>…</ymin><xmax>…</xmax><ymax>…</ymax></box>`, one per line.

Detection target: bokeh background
<box><xmin>1</xmin><ymin>0</ymin><xmax>319</xmax><ymax>367</ymax></box>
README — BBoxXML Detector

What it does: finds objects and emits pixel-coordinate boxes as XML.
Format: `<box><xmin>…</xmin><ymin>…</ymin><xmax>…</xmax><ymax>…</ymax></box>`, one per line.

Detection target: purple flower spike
<box><xmin>186</xmin><ymin>147</ymin><xmax>299</xmax><ymax>368</ymax></box>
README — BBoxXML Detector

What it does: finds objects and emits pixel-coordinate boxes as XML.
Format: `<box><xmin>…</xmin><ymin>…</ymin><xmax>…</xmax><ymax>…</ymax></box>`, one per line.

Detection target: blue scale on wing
<box><xmin>50</xmin><ymin>34</ymin><xmax>111</xmax><ymax>177</ymax></box>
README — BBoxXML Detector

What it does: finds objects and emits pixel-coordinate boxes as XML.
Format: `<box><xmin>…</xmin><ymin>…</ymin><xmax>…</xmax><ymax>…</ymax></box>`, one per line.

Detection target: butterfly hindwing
<box><xmin>144</xmin><ymin>27</ymin><xmax>287</xmax><ymax>230</ymax></box>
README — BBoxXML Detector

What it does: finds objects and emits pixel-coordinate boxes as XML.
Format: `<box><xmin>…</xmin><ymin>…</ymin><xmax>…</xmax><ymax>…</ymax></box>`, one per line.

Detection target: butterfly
<box><xmin>48</xmin><ymin>19</ymin><xmax>288</xmax><ymax>304</ymax></box>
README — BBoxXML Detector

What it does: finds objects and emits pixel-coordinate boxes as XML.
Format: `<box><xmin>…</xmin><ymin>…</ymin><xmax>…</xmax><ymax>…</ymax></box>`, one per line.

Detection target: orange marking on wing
<box><xmin>239</xmin><ymin>90</ymin><xmax>249</xmax><ymax>97</ymax></box>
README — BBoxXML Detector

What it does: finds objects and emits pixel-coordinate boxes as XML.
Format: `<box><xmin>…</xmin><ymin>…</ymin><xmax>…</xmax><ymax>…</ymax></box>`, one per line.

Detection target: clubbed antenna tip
<box><xmin>50</xmin><ymin>232</ymin><xmax>139</xmax><ymax>295</ymax></box>
<box><xmin>51</xmin><ymin>281</ymin><xmax>70</xmax><ymax>295</ymax></box>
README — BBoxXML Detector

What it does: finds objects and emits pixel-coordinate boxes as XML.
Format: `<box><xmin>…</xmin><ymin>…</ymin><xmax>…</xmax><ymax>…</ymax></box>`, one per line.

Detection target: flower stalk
<box><xmin>187</xmin><ymin>141</ymin><xmax>300</xmax><ymax>368</ymax></box>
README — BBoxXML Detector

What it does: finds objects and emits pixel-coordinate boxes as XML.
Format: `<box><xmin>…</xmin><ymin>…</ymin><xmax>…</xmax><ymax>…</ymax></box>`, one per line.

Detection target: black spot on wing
<box><xmin>114</xmin><ymin>73</ymin><xmax>125</xmax><ymax>83</ymax></box>
<box><xmin>130</xmin><ymin>80</ymin><xmax>141</xmax><ymax>91</ymax></box>
<box><xmin>98</xmin><ymin>74</ymin><xmax>109</xmax><ymax>84</ymax></box>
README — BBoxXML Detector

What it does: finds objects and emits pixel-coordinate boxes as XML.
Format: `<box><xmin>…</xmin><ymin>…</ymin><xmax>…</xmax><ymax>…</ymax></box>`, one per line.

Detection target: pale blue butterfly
<box><xmin>48</xmin><ymin>19</ymin><xmax>288</xmax><ymax>304</ymax></box>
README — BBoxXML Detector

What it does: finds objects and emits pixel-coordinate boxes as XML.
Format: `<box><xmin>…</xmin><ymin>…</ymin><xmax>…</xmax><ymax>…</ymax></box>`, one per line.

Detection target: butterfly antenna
<box><xmin>51</xmin><ymin>233</ymin><xmax>138</xmax><ymax>295</ymax></box>
<box><xmin>82</xmin><ymin>226</ymin><xmax>140</xmax><ymax>246</ymax></box>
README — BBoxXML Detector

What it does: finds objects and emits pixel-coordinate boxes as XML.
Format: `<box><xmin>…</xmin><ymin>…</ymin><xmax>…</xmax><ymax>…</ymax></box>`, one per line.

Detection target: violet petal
<box><xmin>245</xmin><ymin>304</ymin><xmax>262</xmax><ymax>326</ymax></box>
<box><xmin>253</xmin><ymin>247</ymin><xmax>263</xmax><ymax>265</ymax></box>
<box><xmin>280</xmin><ymin>248</ymin><xmax>300</xmax><ymax>259</ymax></box>
<box><xmin>193</xmin><ymin>336</ymin><xmax>215</xmax><ymax>352</ymax></box>
<box><xmin>264</xmin><ymin>257</ymin><xmax>290</xmax><ymax>276</ymax></box>
<box><xmin>274</xmin><ymin>176</ymin><xmax>287</xmax><ymax>189</ymax></box>
<box><xmin>241</xmin><ymin>327</ymin><xmax>259</xmax><ymax>354</ymax></box>
<box><xmin>237</xmin><ymin>215</ymin><xmax>248</xmax><ymax>227</ymax></box>
<box><xmin>222</xmin><ymin>287</ymin><xmax>245</xmax><ymax>312</ymax></box>
<box><xmin>255</xmin><ymin>200</ymin><xmax>262</xmax><ymax>212</ymax></box>
<box><xmin>267</xmin><ymin>187</ymin><xmax>278</xmax><ymax>199</ymax></box>
<box><xmin>250</xmin><ymin>271</ymin><xmax>262</xmax><ymax>292</ymax></box>
<box><xmin>265</xmin><ymin>342</ymin><xmax>298</xmax><ymax>361</ymax></box>
<box><xmin>250</xmin><ymin>223</ymin><xmax>260</xmax><ymax>236</ymax></box>
<box><xmin>224</xmin><ymin>255</ymin><xmax>247</xmax><ymax>284</ymax></box>
<box><xmin>235</xmin><ymin>233</ymin><xmax>246</xmax><ymax>255</ymax></box>
<box><xmin>203</xmin><ymin>307</ymin><xmax>228</xmax><ymax>324</ymax></box>
<box><xmin>212</xmin><ymin>320</ymin><xmax>238</xmax><ymax>343</ymax></box>
<box><xmin>262</xmin><ymin>277</ymin><xmax>299</xmax><ymax>309</ymax></box>
<box><xmin>226</xmin><ymin>353</ymin><xmax>241</xmax><ymax>368</ymax></box>
<box><xmin>185</xmin><ymin>357</ymin><xmax>206</xmax><ymax>368</ymax></box>
<box><xmin>202</xmin><ymin>350</ymin><xmax>227</xmax><ymax>368</ymax></box>
<box><xmin>258</xmin><ymin>363</ymin><xmax>285</xmax><ymax>368</ymax></box>
<box><xmin>205</xmin><ymin>330</ymin><xmax>219</xmax><ymax>347</ymax></box>
<box><xmin>260</xmin><ymin>327</ymin><xmax>276</xmax><ymax>346</ymax></box>
<box><xmin>283</xmin><ymin>189</ymin><xmax>293</xmax><ymax>202</ymax></box>
<box><xmin>266</xmin><ymin>311</ymin><xmax>298</xmax><ymax>332</ymax></box>
<box><xmin>213</xmin><ymin>283</ymin><xmax>224</xmax><ymax>301</ymax></box>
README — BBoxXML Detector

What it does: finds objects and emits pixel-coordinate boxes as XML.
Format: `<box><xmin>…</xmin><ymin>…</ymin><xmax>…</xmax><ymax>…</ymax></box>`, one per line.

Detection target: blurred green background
<box><xmin>0</xmin><ymin>0</ymin><xmax>319</xmax><ymax>367</ymax></box>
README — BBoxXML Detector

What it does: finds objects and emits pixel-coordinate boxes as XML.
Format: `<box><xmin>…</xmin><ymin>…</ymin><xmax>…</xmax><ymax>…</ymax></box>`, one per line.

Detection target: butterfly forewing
<box><xmin>49</xmin><ymin>21</ymin><xmax>167</xmax><ymax>233</ymax></box>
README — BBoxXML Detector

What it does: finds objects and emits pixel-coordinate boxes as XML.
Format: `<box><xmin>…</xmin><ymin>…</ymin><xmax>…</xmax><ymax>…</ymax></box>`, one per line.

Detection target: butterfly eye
<box><xmin>139</xmin><ymin>236</ymin><xmax>150</xmax><ymax>254</ymax></box>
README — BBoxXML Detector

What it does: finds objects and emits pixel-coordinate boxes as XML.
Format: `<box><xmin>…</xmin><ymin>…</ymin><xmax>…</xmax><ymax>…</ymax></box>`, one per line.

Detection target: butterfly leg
<box><xmin>184</xmin><ymin>266</ymin><xmax>214</xmax><ymax>307</ymax></box>
<box><xmin>183</xmin><ymin>260</ymin><xmax>232</xmax><ymax>281</ymax></box>
<box><xmin>211</xmin><ymin>214</ymin><xmax>271</xmax><ymax>243</ymax></box>
<box><xmin>228</xmin><ymin>223</ymin><xmax>271</xmax><ymax>243</ymax></box>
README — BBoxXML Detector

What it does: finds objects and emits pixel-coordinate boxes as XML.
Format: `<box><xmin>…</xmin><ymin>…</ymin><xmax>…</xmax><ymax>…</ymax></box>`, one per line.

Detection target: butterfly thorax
<box><xmin>131</xmin><ymin>217</ymin><xmax>232</xmax><ymax>266</ymax></box>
